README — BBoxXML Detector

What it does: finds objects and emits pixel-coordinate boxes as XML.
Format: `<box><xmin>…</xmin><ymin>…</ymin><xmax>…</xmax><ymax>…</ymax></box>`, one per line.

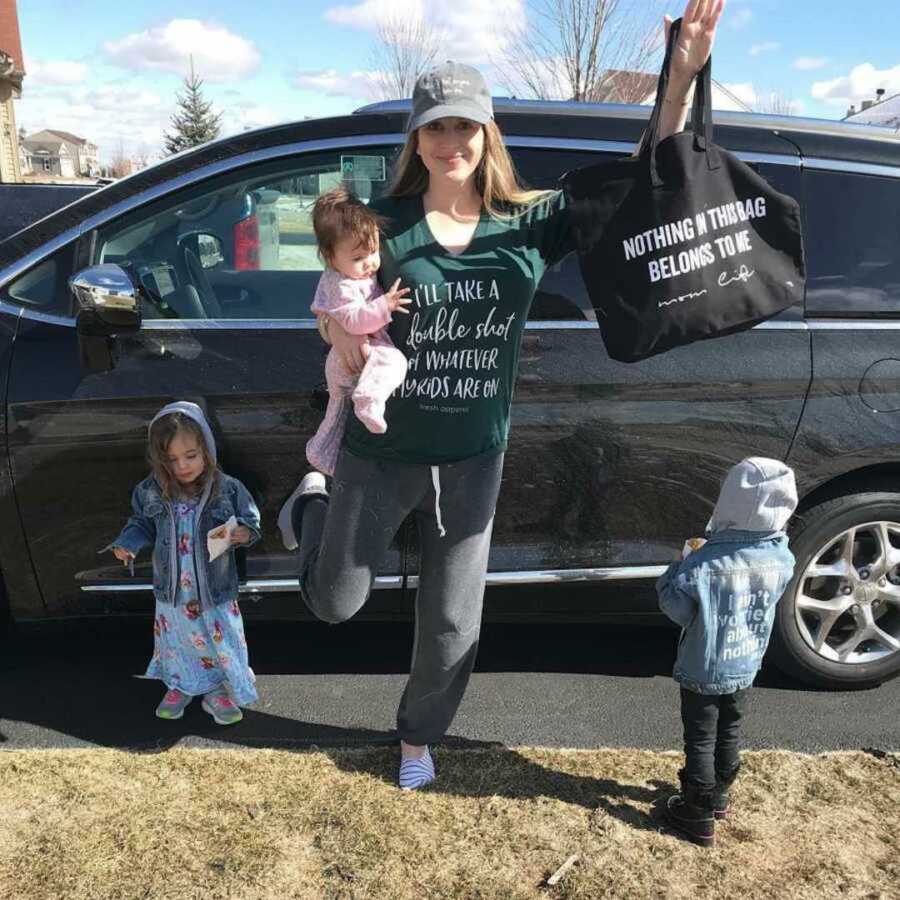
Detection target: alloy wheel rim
<box><xmin>794</xmin><ymin>520</ymin><xmax>900</xmax><ymax>665</ymax></box>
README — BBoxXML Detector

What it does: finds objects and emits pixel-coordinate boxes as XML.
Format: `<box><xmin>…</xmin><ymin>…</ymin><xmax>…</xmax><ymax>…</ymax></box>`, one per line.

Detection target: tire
<box><xmin>771</xmin><ymin>489</ymin><xmax>900</xmax><ymax>689</ymax></box>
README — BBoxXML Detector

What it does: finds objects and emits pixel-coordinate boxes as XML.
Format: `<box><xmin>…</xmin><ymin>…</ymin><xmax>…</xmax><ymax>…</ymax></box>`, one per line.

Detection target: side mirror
<box><xmin>70</xmin><ymin>264</ymin><xmax>142</xmax><ymax>336</ymax></box>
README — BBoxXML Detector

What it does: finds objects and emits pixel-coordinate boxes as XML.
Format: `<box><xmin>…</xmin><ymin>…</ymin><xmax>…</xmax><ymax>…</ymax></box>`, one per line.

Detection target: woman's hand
<box><xmin>112</xmin><ymin>546</ymin><xmax>134</xmax><ymax>565</ymax></box>
<box><xmin>667</xmin><ymin>0</ymin><xmax>725</xmax><ymax>85</ymax></box>
<box><xmin>658</xmin><ymin>0</ymin><xmax>725</xmax><ymax>141</ymax></box>
<box><xmin>328</xmin><ymin>316</ymin><xmax>371</xmax><ymax>376</ymax></box>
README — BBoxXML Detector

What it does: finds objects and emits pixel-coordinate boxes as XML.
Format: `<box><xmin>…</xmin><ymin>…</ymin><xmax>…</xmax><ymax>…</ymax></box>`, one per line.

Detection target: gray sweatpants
<box><xmin>297</xmin><ymin>447</ymin><xmax>505</xmax><ymax>745</ymax></box>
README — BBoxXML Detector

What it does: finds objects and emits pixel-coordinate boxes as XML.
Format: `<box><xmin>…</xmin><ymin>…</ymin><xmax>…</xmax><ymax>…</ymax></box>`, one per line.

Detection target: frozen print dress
<box><xmin>143</xmin><ymin>496</ymin><xmax>258</xmax><ymax>705</ymax></box>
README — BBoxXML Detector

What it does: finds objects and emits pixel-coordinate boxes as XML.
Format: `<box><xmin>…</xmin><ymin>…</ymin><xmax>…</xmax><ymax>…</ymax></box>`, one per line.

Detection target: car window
<box><xmin>93</xmin><ymin>147</ymin><xmax>400</xmax><ymax>321</ymax></box>
<box><xmin>3</xmin><ymin>242</ymin><xmax>76</xmax><ymax>314</ymax></box>
<box><xmin>511</xmin><ymin>147</ymin><xmax>625</xmax><ymax>323</ymax></box>
<box><xmin>804</xmin><ymin>169</ymin><xmax>900</xmax><ymax>317</ymax></box>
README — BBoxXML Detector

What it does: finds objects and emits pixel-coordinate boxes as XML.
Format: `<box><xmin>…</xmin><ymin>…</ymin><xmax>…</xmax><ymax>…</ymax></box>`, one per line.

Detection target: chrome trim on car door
<box><xmin>803</xmin><ymin>157</ymin><xmax>900</xmax><ymax>179</ymax></box>
<box><xmin>139</xmin><ymin>319</ymin><xmax>321</xmax><ymax>331</ymax></box>
<box><xmin>79</xmin><ymin>564</ymin><xmax>670</xmax><ymax>595</ymax></box>
<box><xmin>136</xmin><ymin>317</ymin><xmax>809</xmax><ymax>334</ymax></box>
<box><xmin>806</xmin><ymin>319</ymin><xmax>900</xmax><ymax>330</ymax></box>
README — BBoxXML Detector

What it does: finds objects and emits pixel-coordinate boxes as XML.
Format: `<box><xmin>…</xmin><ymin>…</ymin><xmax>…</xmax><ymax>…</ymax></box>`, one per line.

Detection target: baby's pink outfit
<box><xmin>306</xmin><ymin>268</ymin><xmax>408</xmax><ymax>476</ymax></box>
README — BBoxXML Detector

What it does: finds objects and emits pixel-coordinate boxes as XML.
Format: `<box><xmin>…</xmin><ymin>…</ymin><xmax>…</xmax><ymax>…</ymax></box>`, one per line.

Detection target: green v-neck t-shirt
<box><xmin>342</xmin><ymin>191</ymin><xmax>576</xmax><ymax>465</ymax></box>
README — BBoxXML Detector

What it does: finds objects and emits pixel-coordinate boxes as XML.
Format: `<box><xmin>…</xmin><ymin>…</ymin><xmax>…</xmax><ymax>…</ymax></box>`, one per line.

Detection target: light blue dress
<box><xmin>143</xmin><ymin>496</ymin><xmax>258</xmax><ymax>706</ymax></box>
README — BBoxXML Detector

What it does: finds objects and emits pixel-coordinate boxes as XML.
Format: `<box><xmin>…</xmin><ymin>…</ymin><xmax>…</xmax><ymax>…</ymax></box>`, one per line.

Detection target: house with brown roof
<box><xmin>0</xmin><ymin>0</ymin><xmax>24</xmax><ymax>183</ymax></box>
<box><xmin>23</xmin><ymin>129</ymin><xmax>100</xmax><ymax>176</ymax></box>
<box><xmin>587</xmin><ymin>68</ymin><xmax>754</xmax><ymax>113</ymax></box>
<box><xmin>20</xmin><ymin>134</ymin><xmax>77</xmax><ymax>177</ymax></box>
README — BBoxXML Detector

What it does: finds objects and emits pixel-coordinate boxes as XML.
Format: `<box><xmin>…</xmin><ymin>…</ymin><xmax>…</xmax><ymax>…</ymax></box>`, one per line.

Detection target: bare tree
<box><xmin>108</xmin><ymin>138</ymin><xmax>132</xmax><ymax>179</ymax></box>
<box><xmin>368</xmin><ymin>12</ymin><xmax>443</xmax><ymax>101</ymax></box>
<box><xmin>493</xmin><ymin>0</ymin><xmax>671</xmax><ymax>103</ymax></box>
<box><xmin>132</xmin><ymin>142</ymin><xmax>153</xmax><ymax>171</ymax></box>
<box><xmin>755</xmin><ymin>91</ymin><xmax>797</xmax><ymax>117</ymax></box>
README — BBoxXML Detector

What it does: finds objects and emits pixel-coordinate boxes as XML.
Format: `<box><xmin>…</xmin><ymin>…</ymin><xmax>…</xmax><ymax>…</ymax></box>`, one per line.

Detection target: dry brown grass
<box><xmin>0</xmin><ymin>747</ymin><xmax>897</xmax><ymax>900</ymax></box>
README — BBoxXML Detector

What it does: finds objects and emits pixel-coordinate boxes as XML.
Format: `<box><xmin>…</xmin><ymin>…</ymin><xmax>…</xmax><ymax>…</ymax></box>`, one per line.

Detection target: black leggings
<box><xmin>680</xmin><ymin>687</ymin><xmax>748</xmax><ymax>790</ymax></box>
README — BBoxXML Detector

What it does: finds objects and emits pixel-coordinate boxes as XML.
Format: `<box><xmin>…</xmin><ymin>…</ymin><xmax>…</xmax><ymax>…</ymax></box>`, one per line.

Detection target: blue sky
<box><xmin>12</xmin><ymin>0</ymin><xmax>900</xmax><ymax>163</ymax></box>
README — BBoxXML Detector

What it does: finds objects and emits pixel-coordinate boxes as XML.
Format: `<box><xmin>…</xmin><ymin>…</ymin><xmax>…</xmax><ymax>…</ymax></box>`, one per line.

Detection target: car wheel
<box><xmin>771</xmin><ymin>489</ymin><xmax>900</xmax><ymax>689</ymax></box>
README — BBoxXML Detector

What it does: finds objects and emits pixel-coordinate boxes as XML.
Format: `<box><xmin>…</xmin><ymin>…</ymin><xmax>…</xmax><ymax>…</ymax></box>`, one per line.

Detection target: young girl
<box><xmin>304</xmin><ymin>186</ymin><xmax>411</xmax><ymax>477</ymax></box>
<box><xmin>106</xmin><ymin>401</ymin><xmax>261</xmax><ymax>724</ymax></box>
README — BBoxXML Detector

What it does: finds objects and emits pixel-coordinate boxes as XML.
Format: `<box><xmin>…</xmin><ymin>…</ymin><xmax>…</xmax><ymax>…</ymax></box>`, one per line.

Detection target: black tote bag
<box><xmin>561</xmin><ymin>18</ymin><xmax>805</xmax><ymax>363</ymax></box>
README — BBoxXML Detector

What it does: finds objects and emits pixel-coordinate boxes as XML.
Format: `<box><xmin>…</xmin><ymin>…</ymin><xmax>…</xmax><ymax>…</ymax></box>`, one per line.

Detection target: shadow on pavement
<box><xmin>0</xmin><ymin>618</ymin><xmax>813</xmax><ymax>753</ymax></box>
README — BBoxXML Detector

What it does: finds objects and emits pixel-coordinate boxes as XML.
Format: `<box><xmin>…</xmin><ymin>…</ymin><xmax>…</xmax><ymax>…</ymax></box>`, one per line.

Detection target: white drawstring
<box><xmin>430</xmin><ymin>465</ymin><xmax>447</xmax><ymax>538</ymax></box>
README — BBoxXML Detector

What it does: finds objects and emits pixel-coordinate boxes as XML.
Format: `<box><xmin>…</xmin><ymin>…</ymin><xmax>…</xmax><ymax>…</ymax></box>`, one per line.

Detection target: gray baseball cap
<box><xmin>407</xmin><ymin>61</ymin><xmax>494</xmax><ymax>132</ymax></box>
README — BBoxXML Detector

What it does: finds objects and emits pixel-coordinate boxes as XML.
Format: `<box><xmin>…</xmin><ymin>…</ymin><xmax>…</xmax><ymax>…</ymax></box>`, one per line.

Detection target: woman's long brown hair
<box><xmin>148</xmin><ymin>412</ymin><xmax>219</xmax><ymax>500</ymax></box>
<box><xmin>387</xmin><ymin>119</ymin><xmax>556</xmax><ymax>218</ymax></box>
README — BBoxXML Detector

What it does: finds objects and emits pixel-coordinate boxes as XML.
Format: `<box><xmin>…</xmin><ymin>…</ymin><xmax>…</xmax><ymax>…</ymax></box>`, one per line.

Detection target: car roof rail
<box><xmin>352</xmin><ymin>96</ymin><xmax>900</xmax><ymax>143</ymax></box>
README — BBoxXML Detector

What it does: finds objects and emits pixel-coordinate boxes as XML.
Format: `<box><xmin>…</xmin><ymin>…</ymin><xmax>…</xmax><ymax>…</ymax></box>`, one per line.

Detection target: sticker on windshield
<box><xmin>340</xmin><ymin>155</ymin><xmax>386</xmax><ymax>182</ymax></box>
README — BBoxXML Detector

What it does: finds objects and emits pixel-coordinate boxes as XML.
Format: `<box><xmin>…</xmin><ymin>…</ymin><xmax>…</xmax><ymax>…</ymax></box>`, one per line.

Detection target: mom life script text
<box><xmin>621</xmin><ymin>197</ymin><xmax>768</xmax><ymax>291</ymax></box>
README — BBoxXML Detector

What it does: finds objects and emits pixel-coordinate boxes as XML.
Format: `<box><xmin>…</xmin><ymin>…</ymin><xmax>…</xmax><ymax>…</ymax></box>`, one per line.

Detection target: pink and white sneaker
<box><xmin>156</xmin><ymin>688</ymin><xmax>192</xmax><ymax>720</ymax></box>
<box><xmin>201</xmin><ymin>689</ymin><xmax>243</xmax><ymax>725</ymax></box>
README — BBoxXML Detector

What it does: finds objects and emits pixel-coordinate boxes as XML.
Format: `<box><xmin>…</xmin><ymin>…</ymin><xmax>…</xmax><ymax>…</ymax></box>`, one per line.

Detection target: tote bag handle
<box><xmin>640</xmin><ymin>17</ymin><xmax>719</xmax><ymax>188</ymax></box>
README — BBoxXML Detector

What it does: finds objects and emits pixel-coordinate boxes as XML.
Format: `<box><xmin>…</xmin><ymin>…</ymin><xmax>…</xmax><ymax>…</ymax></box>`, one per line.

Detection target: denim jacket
<box><xmin>109</xmin><ymin>472</ymin><xmax>261</xmax><ymax>607</ymax></box>
<box><xmin>657</xmin><ymin>529</ymin><xmax>796</xmax><ymax>694</ymax></box>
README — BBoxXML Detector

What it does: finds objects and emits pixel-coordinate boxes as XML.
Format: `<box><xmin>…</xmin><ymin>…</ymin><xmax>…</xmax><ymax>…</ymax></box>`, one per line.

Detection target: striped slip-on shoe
<box><xmin>399</xmin><ymin>747</ymin><xmax>436</xmax><ymax>791</ymax></box>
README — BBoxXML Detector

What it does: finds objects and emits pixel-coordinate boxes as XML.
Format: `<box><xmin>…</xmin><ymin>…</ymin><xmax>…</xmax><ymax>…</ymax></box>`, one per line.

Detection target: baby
<box><xmin>306</xmin><ymin>186</ymin><xmax>410</xmax><ymax>475</ymax></box>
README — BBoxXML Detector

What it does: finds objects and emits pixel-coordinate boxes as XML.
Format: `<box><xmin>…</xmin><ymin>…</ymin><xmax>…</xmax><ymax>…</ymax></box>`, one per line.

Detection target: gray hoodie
<box><xmin>657</xmin><ymin>457</ymin><xmax>798</xmax><ymax>694</ymax></box>
<box><xmin>150</xmin><ymin>401</ymin><xmax>218</xmax><ymax>466</ymax></box>
<box><xmin>707</xmin><ymin>457</ymin><xmax>798</xmax><ymax>535</ymax></box>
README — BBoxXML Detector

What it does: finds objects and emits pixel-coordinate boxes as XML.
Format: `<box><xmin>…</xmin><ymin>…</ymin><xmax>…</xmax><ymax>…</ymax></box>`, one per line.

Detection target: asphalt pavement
<box><xmin>1</xmin><ymin>618</ymin><xmax>898</xmax><ymax>752</ymax></box>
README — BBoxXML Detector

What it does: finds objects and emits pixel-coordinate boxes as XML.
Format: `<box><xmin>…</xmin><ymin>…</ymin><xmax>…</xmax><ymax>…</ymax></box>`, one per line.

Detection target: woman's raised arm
<box><xmin>658</xmin><ymin>0</ymin><xmax>725</xmax><ymax>141</ymax></box>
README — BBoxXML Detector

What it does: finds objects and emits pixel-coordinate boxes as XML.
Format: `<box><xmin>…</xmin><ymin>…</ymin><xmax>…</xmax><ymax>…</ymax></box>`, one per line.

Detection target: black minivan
<box><xmin>1</xmin><ymin>99</ymin><xmax>899</xmax><ymax>691</ymax></box>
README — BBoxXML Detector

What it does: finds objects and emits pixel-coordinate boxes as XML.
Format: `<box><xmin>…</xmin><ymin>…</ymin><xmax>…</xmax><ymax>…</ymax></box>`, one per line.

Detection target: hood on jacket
<box><xmin>707</xmin><ymin>457</ymin><xmax>798</xmax><ymax>534</ymax></box>
<box><xmin>149</xmin><ymin>401</ymin><xmax>217</xmax><ymax>465</ymax></box>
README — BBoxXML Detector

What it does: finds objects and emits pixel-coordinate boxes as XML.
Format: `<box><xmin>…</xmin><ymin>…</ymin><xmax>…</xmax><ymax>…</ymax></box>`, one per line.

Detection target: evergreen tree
<box><xmin>163</xmin><ymin>58</ymin><xmax>222</xmax><ymax>155</ymax></box>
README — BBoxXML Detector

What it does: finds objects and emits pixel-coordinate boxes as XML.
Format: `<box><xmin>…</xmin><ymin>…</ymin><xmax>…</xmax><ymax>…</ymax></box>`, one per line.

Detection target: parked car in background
<box><xmin>1</xmin><ymin>100</ymin><xmax>899</xmax><ymax>691</ymax></box>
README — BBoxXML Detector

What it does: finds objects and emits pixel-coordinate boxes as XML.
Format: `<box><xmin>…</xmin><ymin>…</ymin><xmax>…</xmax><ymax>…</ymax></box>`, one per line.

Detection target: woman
<box><xmin>280</xmin><ymin>1</ymin><xmax>725</xmax><ymax>789</ymax></box>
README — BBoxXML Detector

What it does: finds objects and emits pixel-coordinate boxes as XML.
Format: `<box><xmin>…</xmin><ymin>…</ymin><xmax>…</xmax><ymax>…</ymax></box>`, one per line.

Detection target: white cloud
<box><xmin>324</xmin><ymin>0</ymin><xmax>528</xmax><ymax>62</ymax></box>
<box><xmin>220</xmin><ymin>102</ymin><xmax>288</xmax><ymax>135</ymax></box>
<box><xmin>294</xmin><ymin>68</ymin><xmax>379</xmax><ymax>100</ymax></box>
<box><xmin>25</xmin><ymin>58</ymin><xmax>89</xmax><ymax>86</ymax></box>
<box><xmin>326</xmin><ymin>0</ymin><xmax>424</xmax><ymax>26</ymax></box>
<box><xmin>812</xmin><ymin>62</ymin><xmax>900</xmax><ymax>105</ymax></box>
<box><xmin>435</xmin><ymin>0</ymin><xmax>527</xmax><ymax>60</ymax></box>
<box><xmin>719</xmin><ymin>81</ymin><xmax>758</xmax><ymax>108</ymax></box>
<box><xmin>793</xmin><ymin>56</ymin><xmax>828</xmax><ymax>71</ymax></box>
<box><xmin>17</xmin><ymin>81</ymin><xmax>173</xmax><ymax>164</ymax></box>
<box><xmin>730</xmin><ymin>9</ymin><xmax>753</xmax><ymax>29</ymax></box>
<box><xmin>103</xmin><ymin>19</ymin><xmax>261</xmax><ymax>82</ymax></box>
<box><xmin>749</xmin><ymin>42</ymin><xmax>780</xmax><ymax>57</ymax></box>
<box><xmin>86</xmin><ymin>85</ymin><xmax>163</xmax><ymax>112</ymax></box>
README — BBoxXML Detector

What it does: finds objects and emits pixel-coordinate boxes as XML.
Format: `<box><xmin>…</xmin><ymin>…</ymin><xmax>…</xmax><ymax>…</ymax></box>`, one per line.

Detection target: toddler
<box><xmin>306</xmin><ymin>186</ymin><xmax>410</xmax><ymax>476</ymax></box>
<box><xmin>105</xmin><ymin>401</ymin><xmax>261</xmax><ymax>724</ymax></box>
<box><xmin>657</xmin><ymin>457</ymin><xmax>797</xmax><ymax>846</ymax></box>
